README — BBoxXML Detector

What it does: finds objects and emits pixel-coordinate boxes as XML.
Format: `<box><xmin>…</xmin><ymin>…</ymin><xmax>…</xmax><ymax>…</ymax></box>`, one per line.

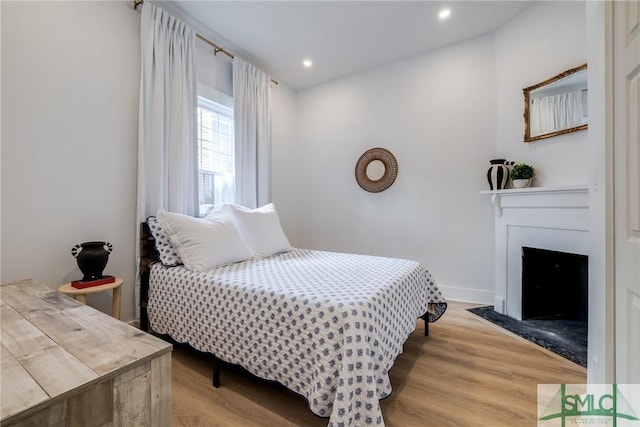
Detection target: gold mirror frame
<box><xmin>523</xmin><ymin>63</ymin><xmax>588</xmax><ymax>143</ymax></box>
<box><xmin>355</xmin><ymin>148</ymin><xmax>398</xmax><ymax>193</ymax></box>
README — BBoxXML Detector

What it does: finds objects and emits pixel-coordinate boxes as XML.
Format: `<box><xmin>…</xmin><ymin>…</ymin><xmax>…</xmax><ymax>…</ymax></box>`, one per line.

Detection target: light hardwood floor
<box><xmin>171</xmin><ymin>301</ymin><xmax>586</xmax><ymax>426</ymax></box>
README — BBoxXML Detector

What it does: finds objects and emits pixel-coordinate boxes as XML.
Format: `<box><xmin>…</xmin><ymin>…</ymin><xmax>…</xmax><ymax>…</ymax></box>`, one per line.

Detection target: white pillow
<box><xmin>204</xmin><ymin>204</ymin><xmax>230</xmax><ymax>221</ymax></box>
<box><xmin>156</xmin><ymin>210</ymin><xmax>252</xmax><ymax>271</ymax></box>
<box><xmin>225</xmin><ymin>203</ymin><xmax>292</xmax><ymax>259</ymax></box>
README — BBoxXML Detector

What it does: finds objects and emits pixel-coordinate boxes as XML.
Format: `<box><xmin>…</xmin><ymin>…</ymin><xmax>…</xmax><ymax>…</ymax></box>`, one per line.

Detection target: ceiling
<box><xmin>171</xmin><ymin>1</ymin><xmax>533</xmax><ymax>90</ymax></box>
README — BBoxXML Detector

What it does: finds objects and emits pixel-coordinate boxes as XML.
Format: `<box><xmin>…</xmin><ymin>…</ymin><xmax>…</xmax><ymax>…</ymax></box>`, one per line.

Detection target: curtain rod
<box><xmin>133</xmin><ymin>0</ymin><xmax>278</xmax><ymax>85</ymax></box>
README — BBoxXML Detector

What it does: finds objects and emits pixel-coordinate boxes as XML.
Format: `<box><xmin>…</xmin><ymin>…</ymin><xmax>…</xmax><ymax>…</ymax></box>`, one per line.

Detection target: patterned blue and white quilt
<box><xmin>148</xmin><ymin>248</ymin><xmax>447</xmax><ymax>426</ymax></box>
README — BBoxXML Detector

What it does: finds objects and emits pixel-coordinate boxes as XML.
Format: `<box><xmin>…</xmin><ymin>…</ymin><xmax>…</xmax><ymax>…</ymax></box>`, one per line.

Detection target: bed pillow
<box><xmin>203</xmin><ymin>203</ymin><xmax>230</xmax><ymax>221</ymax></box>
<box><xmin>156</xmin><ymin>210</ymin><xmax>252</xmax><ymax>271</ymax></box>
<box><xmin>146</xmin><ymin>216</ymin><xmax>182</xmax><ymax>267</ymax></box>
<box><xmin>224</xmin><ymin>203</ymin><xmax>293</xmax><ymax>259</ymax></box>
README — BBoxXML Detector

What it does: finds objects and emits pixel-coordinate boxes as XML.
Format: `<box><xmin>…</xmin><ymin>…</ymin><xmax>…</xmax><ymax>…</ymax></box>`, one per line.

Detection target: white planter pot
<box><xmin>512</xmin><ymin>178</ymin><xmax>531</xmax><ymax>189</ymax></box>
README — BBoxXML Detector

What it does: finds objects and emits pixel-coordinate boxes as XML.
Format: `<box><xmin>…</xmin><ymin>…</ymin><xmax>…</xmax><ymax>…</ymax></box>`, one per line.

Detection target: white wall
<box><xmin>290</xmin><ymin>35</ymin><xmax>498</xmax><ymax>303</ymax></box>
<box><xmin>196</xmin><ymin>41</ymin><xmax>232</xmax><ymax>96</ymax></box>
<box><xmin>1</xmin><ymin>1</ymin><xmax>140</xmax><ymax>319</ymax></box>
<box><xmin>495</xmin><ymin>1</ymin><xmax>588</xmax><ymax>186</ymax></box>
<box><xmin>286</xmin><ymin>1</ymin><xmax>588</xmax><ymax>304</ymax></box>
<box><xmin>0</xmin><ymin>1</ymin><xmax>298</xmax><ymax>323</ymax></box>
<box><xmin>270</xmin><ymin>82</ymin><xmax>299</xmax><ymax>244</ymax></box>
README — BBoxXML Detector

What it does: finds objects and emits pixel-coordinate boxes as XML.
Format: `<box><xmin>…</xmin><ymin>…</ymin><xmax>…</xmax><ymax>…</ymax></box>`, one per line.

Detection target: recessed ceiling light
<box><xmin>302</xmin><ymin>59</ymin><xmax>313</xmax><ymax>68</ymax></box>
<box><xmin>439</xmin><ymin>9</ymin><xmax>451</xmax><ymax>20</ymax></box>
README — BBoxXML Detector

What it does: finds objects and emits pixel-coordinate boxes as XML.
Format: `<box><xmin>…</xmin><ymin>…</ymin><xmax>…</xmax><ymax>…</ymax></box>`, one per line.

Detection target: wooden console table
<box><xmin>0</xmin><ymin>279</ymin><xmax>172</xmax><ymax>426</ymax></box>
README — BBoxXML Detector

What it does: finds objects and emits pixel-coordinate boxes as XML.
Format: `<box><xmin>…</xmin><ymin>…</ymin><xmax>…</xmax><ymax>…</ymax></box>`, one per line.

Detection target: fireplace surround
<box><xmin>481</xmin><ymin>185</ymin><xmax>589</xmax><ymax>320</ymax></box>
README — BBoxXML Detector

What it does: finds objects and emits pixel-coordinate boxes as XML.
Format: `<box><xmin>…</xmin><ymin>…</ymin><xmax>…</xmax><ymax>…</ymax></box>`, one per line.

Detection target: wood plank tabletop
<box><xmin>0</xmin><ymin>279</ymin><xmax>172</xmax><ymax>424</ymax></box>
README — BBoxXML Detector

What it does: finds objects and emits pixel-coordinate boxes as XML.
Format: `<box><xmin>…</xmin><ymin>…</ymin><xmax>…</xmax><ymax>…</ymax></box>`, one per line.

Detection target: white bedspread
<box><xmin>148</xmin><ymin>248</ymin><xmax>446</xmax><ymax>426</ymax></box>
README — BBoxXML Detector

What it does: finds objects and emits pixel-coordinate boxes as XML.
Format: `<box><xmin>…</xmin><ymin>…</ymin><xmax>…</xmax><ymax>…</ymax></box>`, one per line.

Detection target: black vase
<box><xmin>71</xmin><ymin>241</ymin><xmax>113</xmax><ymax>282</ymax></box>
<box><xmin>487</xmin><ymin>159</ymin><xmax>512</xmax><ymax>190</ymax></box>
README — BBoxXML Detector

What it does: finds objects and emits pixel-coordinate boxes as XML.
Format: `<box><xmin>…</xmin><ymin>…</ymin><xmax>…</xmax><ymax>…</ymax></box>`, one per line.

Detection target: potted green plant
<box><xmin>510</xmin><ymin>163</ymin><xmax>535</xmax><ymax>188</ymax></box>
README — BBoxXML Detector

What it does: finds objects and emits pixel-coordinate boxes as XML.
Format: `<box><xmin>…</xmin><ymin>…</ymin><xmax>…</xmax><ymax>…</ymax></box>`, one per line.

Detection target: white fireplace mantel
<box><xmin>481</xmin><ymin>185</ymin><xmax>589</xmax><ymax>319</ymax></box>
<box><xmin>480</xmin><ymin>184</ymin><xmax>589</xmax><ymax>216</ymax></box>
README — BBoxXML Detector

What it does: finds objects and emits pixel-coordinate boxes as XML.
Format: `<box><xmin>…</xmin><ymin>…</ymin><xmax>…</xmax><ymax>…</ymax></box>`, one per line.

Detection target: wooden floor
<box><xmin>171</xmin><ymin>301</ymin><xmax>586</xmax><ymax>426</ymax></box>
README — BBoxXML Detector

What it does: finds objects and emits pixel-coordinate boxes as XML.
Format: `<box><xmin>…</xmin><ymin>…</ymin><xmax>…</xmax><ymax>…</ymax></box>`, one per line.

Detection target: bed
<box><xmin>139</xmin><ymin>206</ymin><xmax>447</xmax><ymax>427</ymax></box>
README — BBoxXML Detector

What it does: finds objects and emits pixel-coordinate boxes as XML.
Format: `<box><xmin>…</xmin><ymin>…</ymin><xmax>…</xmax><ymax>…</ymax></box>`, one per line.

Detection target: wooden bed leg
<box><xmin>212</xmin><ymin>358</ymin><xmax>220</xmax><ymax>388</ymax></box>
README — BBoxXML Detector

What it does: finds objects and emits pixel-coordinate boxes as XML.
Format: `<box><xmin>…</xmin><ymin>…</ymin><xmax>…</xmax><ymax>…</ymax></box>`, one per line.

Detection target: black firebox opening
<box><xmin>521</xmin><ymin>247</ymin><xmax>588</xmax><ymax>322</ymax></box>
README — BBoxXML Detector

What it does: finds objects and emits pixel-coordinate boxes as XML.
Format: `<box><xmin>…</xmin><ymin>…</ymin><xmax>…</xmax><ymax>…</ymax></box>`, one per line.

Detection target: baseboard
<box><xmin>437</xmin><ymin>284</ymin><xmax>493</xmax><ymax>305</ymax></box>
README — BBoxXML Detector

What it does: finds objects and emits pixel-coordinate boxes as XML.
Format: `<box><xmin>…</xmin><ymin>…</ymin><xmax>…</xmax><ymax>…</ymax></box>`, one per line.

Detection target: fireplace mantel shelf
<box><xmin>480</xmin><ymin>184</ymin><xmax>589</xmax><ymax>216</ymax></box>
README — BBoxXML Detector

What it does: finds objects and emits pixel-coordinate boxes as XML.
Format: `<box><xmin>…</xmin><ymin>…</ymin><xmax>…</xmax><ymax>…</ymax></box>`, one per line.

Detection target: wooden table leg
<box><xmin>75</xmin><ymin>294</ymin><xmax>87</xmax><ymax>304</ymax></box>
<box><xmin>112</xmin><ymin>286</ymin><xmax>121</xmax><ymax>320</ymax></box>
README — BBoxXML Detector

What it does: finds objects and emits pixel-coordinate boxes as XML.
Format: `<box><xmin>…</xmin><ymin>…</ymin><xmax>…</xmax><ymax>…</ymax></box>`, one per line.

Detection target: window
<box><xmin>197</xmin><ymin>95</ymin><xmax>234</xmax><ymax>216</ymax></box>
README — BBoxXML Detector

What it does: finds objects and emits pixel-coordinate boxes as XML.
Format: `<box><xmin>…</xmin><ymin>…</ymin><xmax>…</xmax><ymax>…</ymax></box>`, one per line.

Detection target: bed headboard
<box><xmin>139</xmin><ymin>221</ymin><xmax>159</xmax><ymax>332</ymax></box>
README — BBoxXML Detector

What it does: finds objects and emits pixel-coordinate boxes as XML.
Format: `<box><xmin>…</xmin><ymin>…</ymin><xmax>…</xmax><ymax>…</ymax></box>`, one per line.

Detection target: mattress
<box><xmin>148</xmin><ymin>248</ymin><xmax>446</xmax><ymax>426</ymax></box>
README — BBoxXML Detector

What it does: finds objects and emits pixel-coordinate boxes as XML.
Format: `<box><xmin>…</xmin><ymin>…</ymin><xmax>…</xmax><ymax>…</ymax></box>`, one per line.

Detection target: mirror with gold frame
<box><xmin>523</xmin><ymin>63</ymin><xmax>588</xmax><ymax>142</ymax></box>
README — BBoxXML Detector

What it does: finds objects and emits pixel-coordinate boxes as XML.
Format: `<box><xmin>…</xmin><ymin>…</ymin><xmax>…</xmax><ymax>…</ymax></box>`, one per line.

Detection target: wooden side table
<box><xmin>58</xmin><ymin>277</ymin><xmax>123</xmax><ymax>319</ymax></box>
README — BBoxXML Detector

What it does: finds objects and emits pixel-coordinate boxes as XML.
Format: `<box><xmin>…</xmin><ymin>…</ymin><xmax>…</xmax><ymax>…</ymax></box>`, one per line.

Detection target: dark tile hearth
<box><xmin>467</xmin><ymin>306</ymin><xmax>587</xmax><ymax>368</ymax></box>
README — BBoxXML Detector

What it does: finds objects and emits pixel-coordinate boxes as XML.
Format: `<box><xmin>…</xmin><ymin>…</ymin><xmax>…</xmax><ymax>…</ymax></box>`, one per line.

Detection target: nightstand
<box><xmin>58</xmin><ymin>277</ymin><xmax>123</xmax><ymax>319</ymax></box>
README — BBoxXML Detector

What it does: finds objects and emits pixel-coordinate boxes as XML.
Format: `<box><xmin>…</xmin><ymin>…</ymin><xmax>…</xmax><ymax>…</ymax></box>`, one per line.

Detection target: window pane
<box><xmin>197</xmin><ymin>98</ymin><xmax>234</xmax><ymax>216</ymax></box>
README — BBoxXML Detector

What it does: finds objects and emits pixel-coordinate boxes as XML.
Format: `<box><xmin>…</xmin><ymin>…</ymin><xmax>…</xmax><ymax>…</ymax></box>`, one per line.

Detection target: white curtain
<box><xmin>233</xmin><ymin>57</ymin><xmax>272</xmax><ymax>209</ymax></box>
<box><xmin>135</xmin><ymin>3</ymin><xmax>197</xmax><ymax>315</ymax></box>
<box><xmin>531</xmin><ymin>90</ymin><xmax>584</xmax><ymax>135</ymax></box>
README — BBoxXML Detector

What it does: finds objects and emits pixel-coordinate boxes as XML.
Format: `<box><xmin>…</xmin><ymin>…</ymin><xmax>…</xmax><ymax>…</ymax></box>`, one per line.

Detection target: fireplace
<box><xmin>521</xmin><ymin>247</ymin><xmax>588</xmax><ymax>322</ymax></box>
<box><xmin>482</xmin><ymin>185</ymin><xmax>589</xmax><ymax>320</ymax></box>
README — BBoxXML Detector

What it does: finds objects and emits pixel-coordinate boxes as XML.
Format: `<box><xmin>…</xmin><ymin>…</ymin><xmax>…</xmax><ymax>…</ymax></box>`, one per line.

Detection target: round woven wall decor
<box><xmin>354</xmin><ymin>147</ymin><xmax>398</xmax><ymax>193</ymax></box>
